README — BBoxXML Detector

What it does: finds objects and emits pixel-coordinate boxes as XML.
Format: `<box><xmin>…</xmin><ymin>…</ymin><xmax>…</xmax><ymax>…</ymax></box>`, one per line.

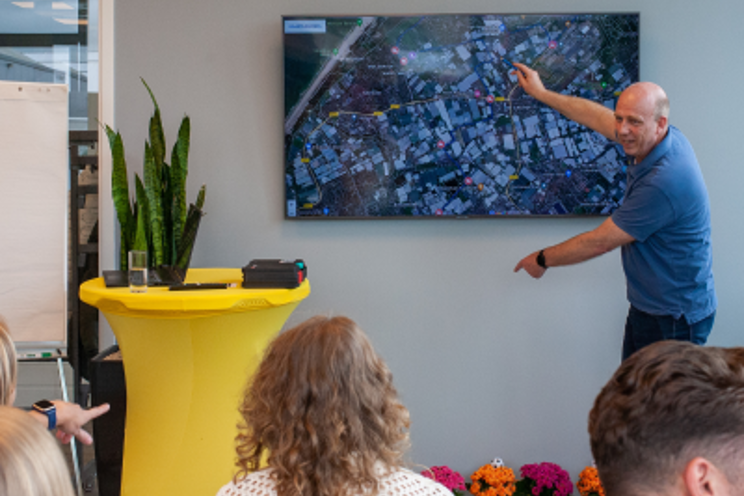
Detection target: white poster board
<box><xmin>0</xmin><ymin>81</ymin><xmax>68</xmax><ymax>349</ymax></box>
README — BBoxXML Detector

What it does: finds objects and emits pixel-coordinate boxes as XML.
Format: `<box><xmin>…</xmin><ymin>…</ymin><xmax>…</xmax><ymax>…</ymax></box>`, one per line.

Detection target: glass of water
<box><xmin>128</xmin><ymin>250</ymin><xmax>148</xmax><ymax>293</ymax></box>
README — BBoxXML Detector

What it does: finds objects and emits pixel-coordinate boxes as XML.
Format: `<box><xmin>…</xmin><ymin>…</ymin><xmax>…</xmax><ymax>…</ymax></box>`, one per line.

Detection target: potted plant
<box><xmin>514</xmin><ymin>462</ymin><xmax>573</xmax><ymax>496</ymax></box>
<box><xmin>104</xmin><ymin>79</ymin><xmax>205</xmax><ymax>271</ymax></box>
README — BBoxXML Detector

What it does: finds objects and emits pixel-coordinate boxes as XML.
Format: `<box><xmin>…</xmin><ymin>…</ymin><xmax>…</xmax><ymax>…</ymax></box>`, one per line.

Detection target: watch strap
<box><xmin>32</xmin><ymin>400</ymin><xmax>57</xmax><ymax>430</ymax></box>
<box><xmin>536</xmin><ymin>249</ymin><xmax>547</xmax><ymax>269</ymax></box>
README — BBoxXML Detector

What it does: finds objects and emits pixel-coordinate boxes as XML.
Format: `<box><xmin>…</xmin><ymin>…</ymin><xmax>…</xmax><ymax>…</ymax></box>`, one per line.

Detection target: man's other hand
<box><xmin>514</xmin><ymin>251</ymin><xmax>547</xmax><ymax>279</ymax></box>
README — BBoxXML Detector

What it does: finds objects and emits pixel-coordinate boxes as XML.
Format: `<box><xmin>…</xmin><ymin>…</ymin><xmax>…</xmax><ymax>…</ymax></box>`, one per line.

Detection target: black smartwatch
<box><xmin>536</xmin><ymin>249</ymin><xmax>547</xmax><ymax>269</ymax></box>
<box><xmin>32</xmin><ymin>400</ymin><xmax>57</xmax><ymax>430</ymax></box>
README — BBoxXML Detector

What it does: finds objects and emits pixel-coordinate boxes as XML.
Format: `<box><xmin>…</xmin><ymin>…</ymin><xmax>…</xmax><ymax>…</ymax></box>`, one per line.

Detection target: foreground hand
<box><xmin>512</xmin><ymin>62</ymin><xmax>547</xmax><ymax>99</ymax></box>
<box><xmin>52</xmin><ymin>401</ymin><xmax>110</xmax><ymax>445</ymax></box>
<box><xmin>514</xmin><ymin>251</ymin><xmax>547</xmax><ymax>279</ymax></box>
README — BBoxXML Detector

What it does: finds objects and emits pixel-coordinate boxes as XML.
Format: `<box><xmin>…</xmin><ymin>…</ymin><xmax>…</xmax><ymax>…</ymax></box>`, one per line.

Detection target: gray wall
<box><xmin>113</xmin><ymin>0</ymin><xmax>744</xmax><ymax>478</ymax></box>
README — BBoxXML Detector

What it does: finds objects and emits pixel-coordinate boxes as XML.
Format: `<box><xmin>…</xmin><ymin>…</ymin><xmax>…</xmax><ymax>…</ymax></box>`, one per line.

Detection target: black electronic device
<box><xmin>242</xmin><ymin>259</ymin><xmax>307</xmax><ymax>289</ymax></box>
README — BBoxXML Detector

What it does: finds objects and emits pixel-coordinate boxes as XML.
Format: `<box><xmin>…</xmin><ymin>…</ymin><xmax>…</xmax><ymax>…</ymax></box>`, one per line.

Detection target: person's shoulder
<box><xmin>665</xmin><ymin>126</ymin><xmax>698</xmax><ymax>161</ymax></box>
<box><xmin>668</xmin><ymin>125</ymin><xmax>689</xmax><ymax>142</ymax></box>
<box><xmin>379</xmin><ymin>468</ymin><xmax>453</xmax><ymax>495</ymax></box>
<box><xmin>215</xmin><ymin>469</ymin><xmax>275</xmax><ymax>496</ymax></box>
<box><xmin>651</xmin><ymin>126</ymin><xmax>703</xmax><ymax>184</ymax></box>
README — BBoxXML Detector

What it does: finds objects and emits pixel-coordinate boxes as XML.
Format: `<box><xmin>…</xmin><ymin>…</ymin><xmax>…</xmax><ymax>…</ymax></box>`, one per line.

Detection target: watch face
<box><xmin>34</xmin><ymin>400</ymin><xmax>54</xmax><ymax>411</ymax></box>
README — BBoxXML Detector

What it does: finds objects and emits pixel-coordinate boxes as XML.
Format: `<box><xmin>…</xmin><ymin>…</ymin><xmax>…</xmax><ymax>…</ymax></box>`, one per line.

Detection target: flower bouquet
<box><xmin>514</xmin><ymin>462</ymin><xmax>573</xmax><ymax>496</ymax></box>
<box><xmin>468</xmin><ymin>464</ymin><xmax>517</xmax><ymax>496</ymax></box>
<box><xmin>576</xmin><ymin>467</ymin><xmax>604</xmax><ymax>496</ymax></box>
<box><xmin>422</xmin><ymin>465</ymin><xmax>467</xmax><ymax>496</ymax></box>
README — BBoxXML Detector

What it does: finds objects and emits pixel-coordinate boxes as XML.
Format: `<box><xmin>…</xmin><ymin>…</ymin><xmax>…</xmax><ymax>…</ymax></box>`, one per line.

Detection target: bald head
<box><xmin>614</xmin><ymin>82</ymin><xmax>670</xmax><ymax>162</ymax></box>
<box><xmin>623</xmin><ymin>82</ymin><xmax>670</xmax><ymax>122</ymax></box>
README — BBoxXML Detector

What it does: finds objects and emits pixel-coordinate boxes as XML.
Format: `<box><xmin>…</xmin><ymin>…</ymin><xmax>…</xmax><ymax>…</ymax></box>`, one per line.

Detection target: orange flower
<box><xmin>470</xmin><ymin>465</ymin><xmax>517</xmax><ymax>496</ymax></box>
<box><xmin>576</xmin><ymin>467</ymin><xmax>605</xmax><ymax>496</ymax></box>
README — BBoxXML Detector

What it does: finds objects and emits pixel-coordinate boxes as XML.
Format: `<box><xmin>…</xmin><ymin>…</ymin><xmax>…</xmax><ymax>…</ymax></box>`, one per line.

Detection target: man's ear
<box><xmin>683</xmin><ymin>457</ymin><xmax>729</xmax><ymax>496</ymax></box>
<box><xmin>656</xmin><ymin>115</ymin><xmax>668</xmax><ymax>135</ymax></box>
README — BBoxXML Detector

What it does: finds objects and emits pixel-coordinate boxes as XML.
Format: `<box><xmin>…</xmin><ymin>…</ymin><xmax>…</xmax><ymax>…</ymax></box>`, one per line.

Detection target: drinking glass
<box><xmin>128</xmin><ymin>250</ymin><xmax>148</xmax><ymax>293</ymax></box>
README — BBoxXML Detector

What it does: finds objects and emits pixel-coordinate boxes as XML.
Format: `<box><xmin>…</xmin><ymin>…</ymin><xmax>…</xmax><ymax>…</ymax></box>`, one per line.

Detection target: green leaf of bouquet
<box><xmin>514</xmin><ymin>478</ymin><xmax>532</xmax><ymax>496</ymax></box>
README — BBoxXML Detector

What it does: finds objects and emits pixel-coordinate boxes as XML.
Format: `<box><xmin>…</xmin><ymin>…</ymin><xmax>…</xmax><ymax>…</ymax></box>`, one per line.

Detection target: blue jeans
<box><xmin>622</xmin><ymin>306</ymin><xmax>715</xmax><ymax>361</ymax></box>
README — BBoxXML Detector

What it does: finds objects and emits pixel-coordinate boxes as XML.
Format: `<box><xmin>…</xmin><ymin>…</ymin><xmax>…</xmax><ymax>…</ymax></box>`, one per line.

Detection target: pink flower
<box><xmin>422</xmin><ymin>465</ymin><xmax>466</xmax><ymax>492</ymax></box>
<box><xmin>519</xmin><ymin>462</ymin><xmax>573</xmax><ymax>496</ymax></box>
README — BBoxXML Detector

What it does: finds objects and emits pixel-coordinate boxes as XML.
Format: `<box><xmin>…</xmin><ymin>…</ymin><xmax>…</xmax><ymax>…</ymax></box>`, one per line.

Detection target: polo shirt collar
<box><xmin>627</xmin><ymin>126</ymin><xmax>675</xmax><ymax>182</ymax></box>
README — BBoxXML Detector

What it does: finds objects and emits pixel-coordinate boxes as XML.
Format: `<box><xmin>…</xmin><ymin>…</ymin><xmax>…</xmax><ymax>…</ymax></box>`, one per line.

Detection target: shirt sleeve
<box><xmin>612</xmin><ymin>183</ymin><xmax>676</xmax><ymax>243</ymax></box>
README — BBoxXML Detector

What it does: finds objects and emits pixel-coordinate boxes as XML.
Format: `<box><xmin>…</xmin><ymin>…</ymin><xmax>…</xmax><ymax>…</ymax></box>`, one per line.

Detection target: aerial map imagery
<box><xmin>284</xmin><ymin>14</ymin><xmax>640</xmax><ymax>218</ymax></box>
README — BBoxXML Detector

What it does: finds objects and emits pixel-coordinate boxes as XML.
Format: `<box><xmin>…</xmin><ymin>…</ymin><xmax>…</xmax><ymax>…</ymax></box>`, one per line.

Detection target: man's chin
<box><xmin>621</xmin><ymin>144</ymin><xmax>636</xmax><ymax>157</ymax></box>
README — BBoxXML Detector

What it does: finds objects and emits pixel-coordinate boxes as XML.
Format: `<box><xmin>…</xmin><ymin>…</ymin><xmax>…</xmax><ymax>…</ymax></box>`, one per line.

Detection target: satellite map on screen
<box><xmin>284</xmin><ymin>14</ymin><xmax>639</xmax><ymax>218</ymax></box>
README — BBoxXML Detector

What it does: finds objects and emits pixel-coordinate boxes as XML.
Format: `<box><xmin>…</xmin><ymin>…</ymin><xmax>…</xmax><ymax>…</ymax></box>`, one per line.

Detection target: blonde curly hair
<box><xmin>234</xmin><ymin>315</ymin><xmax>411</xmax><ymax>496</ymax></box>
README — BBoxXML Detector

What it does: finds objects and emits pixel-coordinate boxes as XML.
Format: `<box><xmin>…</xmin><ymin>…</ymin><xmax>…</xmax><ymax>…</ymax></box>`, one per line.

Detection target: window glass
<box><xmin>0</xmin><ymin>0</ymin><xmax>98</xmax><ymax>130</ymax></box>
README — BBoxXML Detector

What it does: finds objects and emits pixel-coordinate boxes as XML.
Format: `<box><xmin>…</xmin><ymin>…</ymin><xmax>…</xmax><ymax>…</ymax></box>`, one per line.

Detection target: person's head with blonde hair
<box><xmin>0</xmin><ymin>320</ymin><xmax>17</xmax><ymax>406</ymax></box>
<box><xmin>0</xmin><ymin>405</ymin><xmax>75</xmax><ymax>496</ymax></box>
<box><xmin>234</xmin><ymin>315</ymin><xmax>411</xmax><ymax>496</ymax></box>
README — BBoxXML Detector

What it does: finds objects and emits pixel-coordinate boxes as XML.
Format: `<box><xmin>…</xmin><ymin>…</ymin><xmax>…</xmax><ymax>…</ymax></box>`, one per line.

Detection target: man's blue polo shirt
<box><xmin>611</xmin><ymin>126</ymin><xmax>716</xmax><ymax>324</ymax></box>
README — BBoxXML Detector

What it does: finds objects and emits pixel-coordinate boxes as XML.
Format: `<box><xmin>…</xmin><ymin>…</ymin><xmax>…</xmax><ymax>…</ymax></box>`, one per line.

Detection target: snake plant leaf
<box><xmin>149</xmin><ymin>112</ymin><xmax>166</xmax><ymax>169</ymax></box>
<box><xmin>176</xmin><ymin>204</ymin><xmax>203</xmax><ymax>270</ymax></box>
<box><xmin>161</xmin><ymin>163</ymin><xmax>174</xmax><ymax>265</ymax></box>
<box><xmin>175</xmin><ymin>116</ymin><xmax>190</xmax><ymax>179</ymax></box>
<box><xmin>171</xmin><ymin>116</ymin><xmax>190</xmax><ymax>251</ymax></box>
<box><xmin>141</xmin><ymin>78</ymin><xmax>160</xmax><ymax>113</ymax></box>
<box><xmin>103</xmin><ymin>124</ymin><xmax>118</xmax><ymax>156</ymax></box>
<box><xmin>119</xmin><ymin>238</ymin><xmax>128</xmax><ymax>272</ymax></box>
<box><xmin>170</xmin><ymin>147</ymin><xmax>184</xmax><ymax>253</ymax></box>
<box><xmin>133</xmin><ymin>174</ymin><xmax>149</xmax><ymax>252</ymax></box>
<box><xmin>195</xmin><ymin>184</ymin><xmax>206</xmax><ymax>210</ymax></box>
<box><xmin>142</xmin><ymin>78</ymin><xmax>166</xmax><ymax>168</ymax></box>
<box><xmin>105</xmin><ymin>124</ymin><xmax>135</xmax><ymax>269</ymax></box>
<box><xmin>144</xmin><ymin>141</ymin><xmax>164</xmax><ymax>266</ymax></box>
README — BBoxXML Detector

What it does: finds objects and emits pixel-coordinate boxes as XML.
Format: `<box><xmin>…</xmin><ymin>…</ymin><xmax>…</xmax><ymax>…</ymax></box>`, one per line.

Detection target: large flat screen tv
<box><xmin>284</xmin><ymin>13</ymin><xmax>639</xmax><ymax>218</ymax></box>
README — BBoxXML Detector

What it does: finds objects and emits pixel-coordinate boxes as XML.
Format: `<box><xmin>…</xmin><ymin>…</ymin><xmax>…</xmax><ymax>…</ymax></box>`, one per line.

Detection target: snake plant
<box><xmin>105</xmin><ymin>78</ymin><xmax>205</xmax><ymax>271</ymax></box>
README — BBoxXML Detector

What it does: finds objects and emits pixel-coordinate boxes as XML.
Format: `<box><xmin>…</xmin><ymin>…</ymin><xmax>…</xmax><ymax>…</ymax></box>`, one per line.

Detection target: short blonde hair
<box><xmin>0</xmin><ymin>320</ymin><xmax>17</xmax><ymax>406</ymax></box>
<box><xmin>0</xmin><ymin>405</ymin><xmax>75</xmax><ymax>496</ymax></box>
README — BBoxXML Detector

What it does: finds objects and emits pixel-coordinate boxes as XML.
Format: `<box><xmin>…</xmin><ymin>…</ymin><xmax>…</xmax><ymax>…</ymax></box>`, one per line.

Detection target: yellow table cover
<box><xmin>80</xmin><ymin>268</ymin><xmax>310</xmax><ymax>496</ymax></box>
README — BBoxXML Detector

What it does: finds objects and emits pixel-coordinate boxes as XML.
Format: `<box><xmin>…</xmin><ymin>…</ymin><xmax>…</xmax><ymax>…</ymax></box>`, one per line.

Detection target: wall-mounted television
<box><xmin>284</xmin><ymin>13</ymin><xmax>639</xmax><ymax>218</ymax></box>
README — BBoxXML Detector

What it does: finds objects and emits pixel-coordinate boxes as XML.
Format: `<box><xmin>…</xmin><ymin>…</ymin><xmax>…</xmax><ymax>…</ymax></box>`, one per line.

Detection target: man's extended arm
<box><xmin>512</xmin><ymin>62</ymin><xmax>617</xmax><ymax>141</ymax></box>
<box><xmin>514</xmin><ymin>217</ymin><xmax>635</xmax><ymax>279</ymax></box>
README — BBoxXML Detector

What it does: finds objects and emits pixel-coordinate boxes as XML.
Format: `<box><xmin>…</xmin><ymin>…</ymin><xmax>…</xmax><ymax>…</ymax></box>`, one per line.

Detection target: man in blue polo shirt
<box><xmin>511</xmin><ymin>62</ymin><xmax>716</xmax><ymax>360</ymax></box>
